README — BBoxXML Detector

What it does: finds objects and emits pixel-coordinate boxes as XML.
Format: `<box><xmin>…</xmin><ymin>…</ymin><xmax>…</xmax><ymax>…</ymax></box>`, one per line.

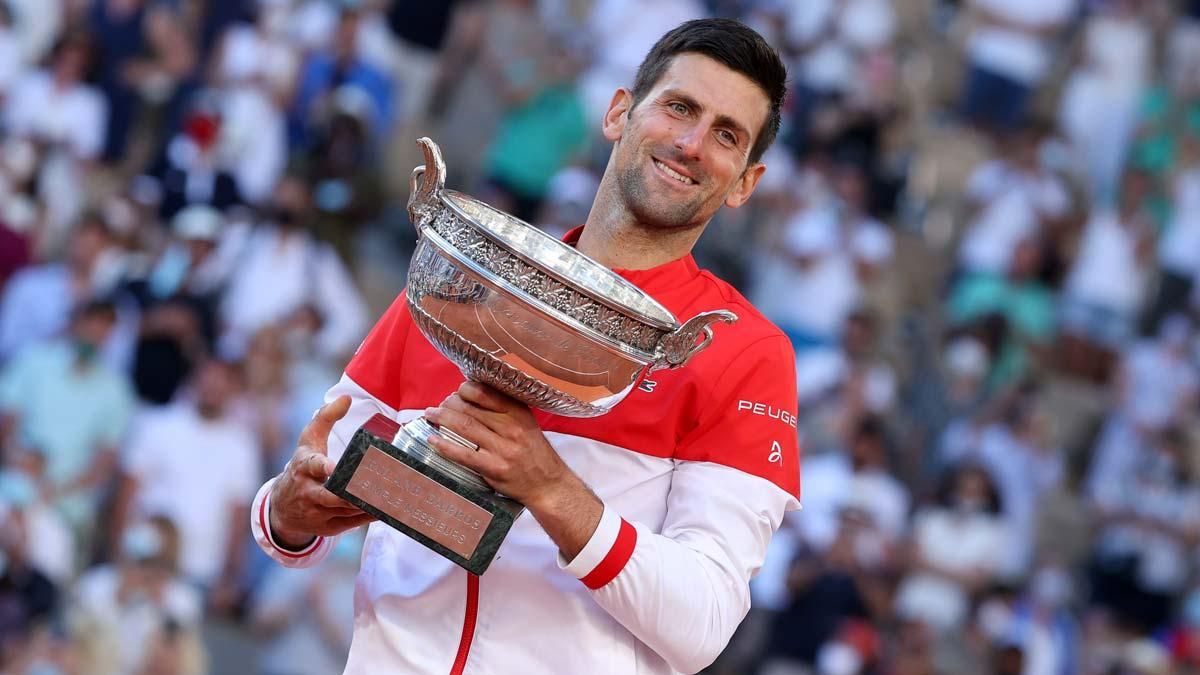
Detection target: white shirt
<box><xmin>944</xmin><ymin>424</ymin><xmax>1062</xmax><ymax>576</ymax></box>
<box><xmin>967</xmin><ymin>0</ymin><xmax>1077</xmax><ymax>84</ymax></box>
<box><xmin>1120</xmin><ymin>341</ymin><xmax>1199</xmax><ymax>429</ymax></box>
<box><xmin>219</xmin><ymin>226</ymin><xmax>367</xmax><ymax>360</ymax></box>
<box><xmin>895</xmin><ymin>508</ymin><xmax>1009</xmax><ymax>629</ymax></box>
<box><xmin>959</xmin><ymin>160</ymin><xmax>1070</xmax><ymax>274</ymax></box>
<box><xmin>5</xmin><ymin>70</ymin><xmax>107</xmax><ymax>159</ymax></box>
<box><xmin>123</xmin><ymin>405</ymin><xmax>261</xmax><ymax>585</ymax></box>
<box><xmin>217</xmin><ymin>24</ymin><xmax>299</xmax><ymax>95</ymax></box>
<box><xmin>218</xmin><ymin>84</ymin><xmax>286</xmax><ymax>204</ymax></box>
<box><xmin>1081</xmin><ymin>13</ymin><xmax>1152</xmax><ymax>97</ymax></box>
<box><xmin>1065</xmin><ymin>210</ymin><xmax>1146</xmax><ymax>312</ymax></box>
<box><xmin>6</xmin><ymin>0</ymin><xmax>61</xmax><ymax>64</ymax></box>
<box><xmin>0</xmin><ymin>263</ymin><xmax>70</xmax><ymax>362</ymax></box>
<box><xmin>73</xmin><ymin>564</ymin><xmax>203</xmax><ymax>675</ymax></box>
<box><xmin>1160</xmin><ymin>169</ymin><xmax>1200</xmax><ymax>272</ymax></box>
<box><xmin>798</xmin><ymin>452</ymin><xmax>910</xmax><ymax>552</ymax></box>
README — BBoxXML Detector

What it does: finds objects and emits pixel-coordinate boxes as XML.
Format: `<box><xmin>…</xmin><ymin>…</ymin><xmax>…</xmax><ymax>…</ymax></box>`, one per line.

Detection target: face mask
<box><xmin>1031</xmin><ymin>567</ymin><xmax>1072</xmax><ymax>608</ymax></box>
<box><xmin>148</xmin><ymin>244</ymin><xmax>192</xmax><ymax>298</ymax></box>
<box><xmin>73</xmin><ymin>339</ymin><xmax>99</xmax><ymax>363</ymax></box>
<box><xmin>26</xmin><ymin>662</ymin><xmax>65</xmax><ymax>675</ymax></box>
<box><xmin>954</xmin><ymin>496</ymin><xmax>987</xmax><ymax>515</ymax></box>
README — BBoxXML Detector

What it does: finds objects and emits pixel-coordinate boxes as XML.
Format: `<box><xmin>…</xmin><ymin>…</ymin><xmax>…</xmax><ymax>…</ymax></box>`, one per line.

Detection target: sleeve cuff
<box><xmin>558</xmin><ymin>505</ymin><xmax>638</xmax><ymax>590</ymax></box>
<box><xmin>255</xmin><ymin>481</ymin><xmax>325</xmax><ymax>559</ymax></box>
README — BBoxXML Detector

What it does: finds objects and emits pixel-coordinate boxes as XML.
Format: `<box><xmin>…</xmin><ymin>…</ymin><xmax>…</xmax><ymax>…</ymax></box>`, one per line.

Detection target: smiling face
<box><xmin>602</xmin><ymin>53</ymin><xmax>770</xmax><ymax>232</ymax></box>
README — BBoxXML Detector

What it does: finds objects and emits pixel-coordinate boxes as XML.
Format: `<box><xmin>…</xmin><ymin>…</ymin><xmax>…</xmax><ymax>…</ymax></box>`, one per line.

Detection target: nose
<box><xmin>673</xmin><ymin>123</ymin><xmax>704</xmax><ymax>160</ymax></box>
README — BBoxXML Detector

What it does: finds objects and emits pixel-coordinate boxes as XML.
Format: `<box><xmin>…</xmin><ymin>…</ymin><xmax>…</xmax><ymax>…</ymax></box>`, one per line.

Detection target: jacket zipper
<box><xmin>449</xmin><ymin>573</ymin><xmax>480</xmax><ymax>675</ymax></box>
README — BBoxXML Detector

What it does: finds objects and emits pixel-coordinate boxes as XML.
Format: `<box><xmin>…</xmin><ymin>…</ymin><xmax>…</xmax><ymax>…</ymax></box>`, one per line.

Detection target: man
<box><xmin>0</xmin><ymin>300</ymin><xmax>133</xmax><ymax>535</ymax></box>
<box><xmin>251</xmin><ymin>19</ymin><xmax>800</xmax><ymax>674</ymax></box>
<box><xmin>113</xmin><ymin>359</ymin><xmax>260</xmax><ymax>599</ymax></box>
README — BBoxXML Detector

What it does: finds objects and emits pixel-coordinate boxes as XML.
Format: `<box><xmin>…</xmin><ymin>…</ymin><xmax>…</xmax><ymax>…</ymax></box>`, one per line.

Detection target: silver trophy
<box><xmin>326</xmin><ymin>138</ymin><xmax>737</xmax><ymax>574</ymax></box>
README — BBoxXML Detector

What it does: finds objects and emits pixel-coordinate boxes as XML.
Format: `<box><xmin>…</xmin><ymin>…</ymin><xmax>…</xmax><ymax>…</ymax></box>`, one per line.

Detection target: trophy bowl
<box><xmin>325</xmin><ymin>138</ymin><xmax>736</xmax><ymax>574</ymax></box>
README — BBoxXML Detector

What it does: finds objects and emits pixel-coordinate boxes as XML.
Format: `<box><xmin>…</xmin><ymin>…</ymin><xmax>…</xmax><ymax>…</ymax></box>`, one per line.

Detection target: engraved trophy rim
<box><xmin>439</xmin><ymin>189</ymin><xmax>680</xmax><ymax>332</ymax></box>
<box><xmin>420</xmin><ymin>228</ymin><xmax>659</xmax><ymax>363</ymax></box>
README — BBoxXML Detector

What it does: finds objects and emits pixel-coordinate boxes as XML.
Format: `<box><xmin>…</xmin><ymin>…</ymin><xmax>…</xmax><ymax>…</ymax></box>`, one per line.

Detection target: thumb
<box><xmin>298</xmin><ymin>395</ymin><xmax>352</xmax><ymax>456</ymax></box>
<box><xmin>298</xmin><ymin>451</ymin><xmax>336</xmax><ymax>482</ymax></box>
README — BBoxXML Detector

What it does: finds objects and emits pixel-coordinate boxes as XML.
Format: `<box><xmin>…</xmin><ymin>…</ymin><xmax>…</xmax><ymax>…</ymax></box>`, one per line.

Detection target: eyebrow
<box><xmin>660</xmin><ymin>89</ymin><xmax>753</xmax><ymax>150</ymax></box>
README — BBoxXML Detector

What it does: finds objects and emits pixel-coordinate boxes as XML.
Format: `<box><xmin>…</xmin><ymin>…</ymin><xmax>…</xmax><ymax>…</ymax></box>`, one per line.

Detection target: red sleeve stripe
<box><xmin>579</xmin><ymin>518</ymin><xmax>637</xmax><ymax>590</ymax></box>
<box><xmin>258</xmin><ymin>492</ymin><xmax>323</xmax><ymax>559</ymax></box>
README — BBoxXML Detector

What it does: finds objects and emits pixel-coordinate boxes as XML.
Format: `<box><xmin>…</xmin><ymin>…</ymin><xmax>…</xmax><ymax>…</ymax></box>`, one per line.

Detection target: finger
<box><xmin>296</xmin><ymin>452</ymin><xmax>336</xmax><ymax>481</ymax></box>
<box><xmin>328</xmin><ymin>512</ymin><xmax>376</xmax><ymax>531</ymax></box>
<box><xmin>310</xmin><ymin>485</ymin><xmax>365</xmax><ymax>512</ymax></box>
<box><xmin>438</xmin><ymin>394</ymin><xmax>509</xmax><ymax>437</ymax></box>
<box><xmin>427</xmin><ymin>433</ymin><xmax>504</xmax><ymax>480</ymax></box>
<box><xmin>458</xmin><ymin>381</ymin><xmax>522</xmax><ymax>413</ymax></box>
<box><xmin>297</xmin><ymin>395</ymin><xmax>352</xmax><ymax>455</ymax></box>
<box><xmin>424</xmin><ymin>405</ymin><xmax>507</xmax><ymax>452</ymax></box>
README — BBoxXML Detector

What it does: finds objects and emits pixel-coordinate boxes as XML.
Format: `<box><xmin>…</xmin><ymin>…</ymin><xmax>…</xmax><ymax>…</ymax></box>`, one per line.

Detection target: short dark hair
<box><xmin>630</xmin><ymin>18</ymin><xmax>787</xmax><ymax>165</ymax></box>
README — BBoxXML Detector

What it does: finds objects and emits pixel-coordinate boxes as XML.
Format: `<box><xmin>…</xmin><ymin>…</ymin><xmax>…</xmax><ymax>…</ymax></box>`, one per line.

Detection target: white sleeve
<box><xmin>249</xmin><ymin>372</ymin><xmax>394</xmax><ymax>568</ymax></box>
<box><xmin>71</xmin><ymin>89</ymin><xmax>108</xmax><ymax>160</ymax></box>
<box><xmin>558</xmin><ymin>463</ymin><xmax>798</xmax><ymax>674</ymax></box>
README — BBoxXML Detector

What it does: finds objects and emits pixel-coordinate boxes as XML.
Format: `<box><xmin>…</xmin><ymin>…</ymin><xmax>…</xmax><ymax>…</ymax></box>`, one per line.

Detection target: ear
<box><xmin>602</xmin><ymin>88</ymin><xmax>634</xmax><ymax>143</ymax></box>
<box><xmin>725</xmin><ymin>162</ymin><xmax>766</xmax><ymax>209</ymax></box>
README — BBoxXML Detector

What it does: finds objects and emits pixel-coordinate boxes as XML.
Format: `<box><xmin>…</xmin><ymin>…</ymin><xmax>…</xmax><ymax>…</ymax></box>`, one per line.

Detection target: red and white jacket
<box><xmin>251</xmin><ymin>238</ymin><xmax>801</xmax><ymax>675</ymax></box>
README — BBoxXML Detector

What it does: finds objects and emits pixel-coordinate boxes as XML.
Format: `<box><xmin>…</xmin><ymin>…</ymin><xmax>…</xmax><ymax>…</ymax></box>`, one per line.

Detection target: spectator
<box><xmin>957</xmin><ymin>124</ymin><xmax>1072</xmax><ymax>278</ymax></box>
<box><xmin>112</xmin><ymin>359</ymin><xmax>261</xmax><ymax>595</ymax></box>
<box><xmin>0</xmin><ymin>300</ymin><xmax>134</xmax><ymax>534</ymax></box>
<box><xmin>0</xmin><ymin>453</ymin><xmax>75</xmax><ymax>585</ymax></box>
<box><xmin>1058</xmin><ymin>0</ymin><xmax>1152</xmax><ymax>201</ymax></box>
<box><xmin>71</xmin><ymin>517</ymin><xmax>205</xmax><ymax>675</ymax></box>
<box><xmin>1089</xmin><ymin>426</ymin><xmax>1200</xmax><ymax>633</ymax></box>
<box><xmin>249</xmin><ymin>530</ymin><xmax>363</xmax><ymax>675</ymax></box>
<box><xmin>948</xmin><ymin>238</ymin><xmax>1055</xmax><ymax>388</ymax></box>
<box><xmin>4</xmin><ymin>31</ymin><xmax>106</xmax><ymax>161</ymax></box>
<box><xmin>960</xmin><ymin>0</ymin><xmax>1077</xmax><ymax>132</ymax></box>
<box><xmin>88</xmin><ymin>0</ymin><xmax>197</xmax><ymax>164</ymax></box>
<box><xmin>0</xmin><ymin>215</ymin><xmax>115</xmax><ymax>362</ymax></box>
<box><xmin>799</xmin><ymin>416</ymin><xmax>910</xmax><ymax>553</ymax></box>
<box><xmin>0</xmin><ymin>490</ymin><xmax>58</xmax><ymax>669</ymax></box>
<box><xmin>894</xmin><ymin>464</ymin><xmax>1010</xmax><ymax>631</ymax></box>
<box><xmin>478</xmin><ymin>36</ymin><xmax>588</xmax><ymax>223</ymax></box>
<box><xmin>147</xmin><ymin>96</ymin><xmax>243</xmax><ymax>222</ymax></box>
<box><xmin>218</xmin><ymin>175</ymin><xmax>367</xmax><ymax>362</ymax></box>
<box><xmin>1060</xmin><ymin>169</ymin><xmax>1157</xmax><ymax>382</ymax></box>
<box><xmin>290</xmin><ymin>8</ymin><xmax>393</xmax><ymax>148</ymax></box>
<box><xmin>760</xmin><ymin>509</ymin><xmax>891</xmax><ymax>674</ymax></box>
<box><xmin>296</xmin><ymin>88</ymin><xmax>386</xmax><ymax>263</ymax></box>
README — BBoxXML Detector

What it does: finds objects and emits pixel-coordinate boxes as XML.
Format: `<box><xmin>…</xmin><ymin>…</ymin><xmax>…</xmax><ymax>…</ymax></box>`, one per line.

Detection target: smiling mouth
<box><xmin>653</xmin><ymin>158</ymin><xmax>696</xmax><ymax>186</ymax></box>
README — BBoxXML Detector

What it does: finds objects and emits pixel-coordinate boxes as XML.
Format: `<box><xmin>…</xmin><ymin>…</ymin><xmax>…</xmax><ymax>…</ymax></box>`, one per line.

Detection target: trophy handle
<box><xmin>407</xmin><ymin>137</ymin><xmax>446</xmax><ymax>226</ymax></box>
<box><xmin>651</xmin><ymin>310</ymin><xmax>738</xmax><ymax>371</ymax></box>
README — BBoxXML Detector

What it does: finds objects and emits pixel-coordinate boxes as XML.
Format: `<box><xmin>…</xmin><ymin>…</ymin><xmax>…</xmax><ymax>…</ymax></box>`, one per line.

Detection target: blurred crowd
<box><xmin>2</xmin><ymin>0</ymin><xmax>1200</xmax><ymax>674</ymax></box>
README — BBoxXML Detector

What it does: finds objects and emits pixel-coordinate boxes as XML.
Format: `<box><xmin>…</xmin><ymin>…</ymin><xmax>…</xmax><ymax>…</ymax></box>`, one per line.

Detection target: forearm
<box><xmin>526</xmin><ymin>473</ymin><xmax>604</xmax><ymax>562</ymax></box>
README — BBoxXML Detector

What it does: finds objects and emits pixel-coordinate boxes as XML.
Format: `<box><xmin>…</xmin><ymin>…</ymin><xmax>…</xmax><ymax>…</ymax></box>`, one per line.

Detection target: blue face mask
<box><xmin>148</xmin><ymin>244</ymin><xmax>192</xmax><ymax>299</ymax></box>
<box><xmin>1185</xmin><ymin>592</ymin><xmax>1200</xmax><ymax>626</ymax></box>
<box><xmin>26</xmin><ymin>663</ymin><xmax>65</xmax><ymax>675</ymax></box>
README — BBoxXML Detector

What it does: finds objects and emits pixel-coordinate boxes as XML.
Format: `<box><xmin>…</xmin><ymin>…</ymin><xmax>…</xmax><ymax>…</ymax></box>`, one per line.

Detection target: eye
<box><xmin>717</xmin><ymin>129</ymin><xmax>737</xmax><ymax>146</ymax></box>
<box><xmin>668</xmin><ymin>101</ymin><xmax>689</xmax><ymax>116</ymax></box>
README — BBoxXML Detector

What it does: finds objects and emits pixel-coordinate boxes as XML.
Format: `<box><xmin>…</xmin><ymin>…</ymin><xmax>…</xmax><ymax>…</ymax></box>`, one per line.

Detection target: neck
<box><xmin>575</xmin><ymin>170</ymin><xmax>704</xmax><ymax>270</ymax></box>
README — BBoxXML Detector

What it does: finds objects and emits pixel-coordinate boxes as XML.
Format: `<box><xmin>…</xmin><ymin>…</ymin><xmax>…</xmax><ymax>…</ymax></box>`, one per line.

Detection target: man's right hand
<box><xmin>268</xmin><ymin>395</ymin><xmax>374</xmax><ymax>550</ymax></box>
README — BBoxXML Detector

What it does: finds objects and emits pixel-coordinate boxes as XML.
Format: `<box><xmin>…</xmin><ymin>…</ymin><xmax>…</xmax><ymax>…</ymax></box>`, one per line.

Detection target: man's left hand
<box><xmin>424</xmin><ymin>382</ymin><xmax>573</xmax><ymax>511</ymax></box>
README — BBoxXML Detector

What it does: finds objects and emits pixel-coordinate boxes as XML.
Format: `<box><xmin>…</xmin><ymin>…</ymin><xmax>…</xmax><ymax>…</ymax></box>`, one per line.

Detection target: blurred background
<box><xmin>2</xmin><ymin>0</ymin><xmax>1200</xmax><ymax>674</ymax></box>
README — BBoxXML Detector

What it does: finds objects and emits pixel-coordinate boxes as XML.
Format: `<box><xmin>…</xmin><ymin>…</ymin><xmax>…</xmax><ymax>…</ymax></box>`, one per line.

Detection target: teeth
<box><xmin>655</xmin><ymin>160</ymin><xmax>694</xmax><ymax>185</ymax></box>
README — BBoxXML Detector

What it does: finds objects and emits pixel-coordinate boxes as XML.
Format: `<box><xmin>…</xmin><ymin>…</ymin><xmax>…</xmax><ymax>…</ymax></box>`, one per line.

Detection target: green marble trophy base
<box><xmin>325</xmin><ymin>413</ymin><xmax>523</xmax><ymax>575</ymax></box>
